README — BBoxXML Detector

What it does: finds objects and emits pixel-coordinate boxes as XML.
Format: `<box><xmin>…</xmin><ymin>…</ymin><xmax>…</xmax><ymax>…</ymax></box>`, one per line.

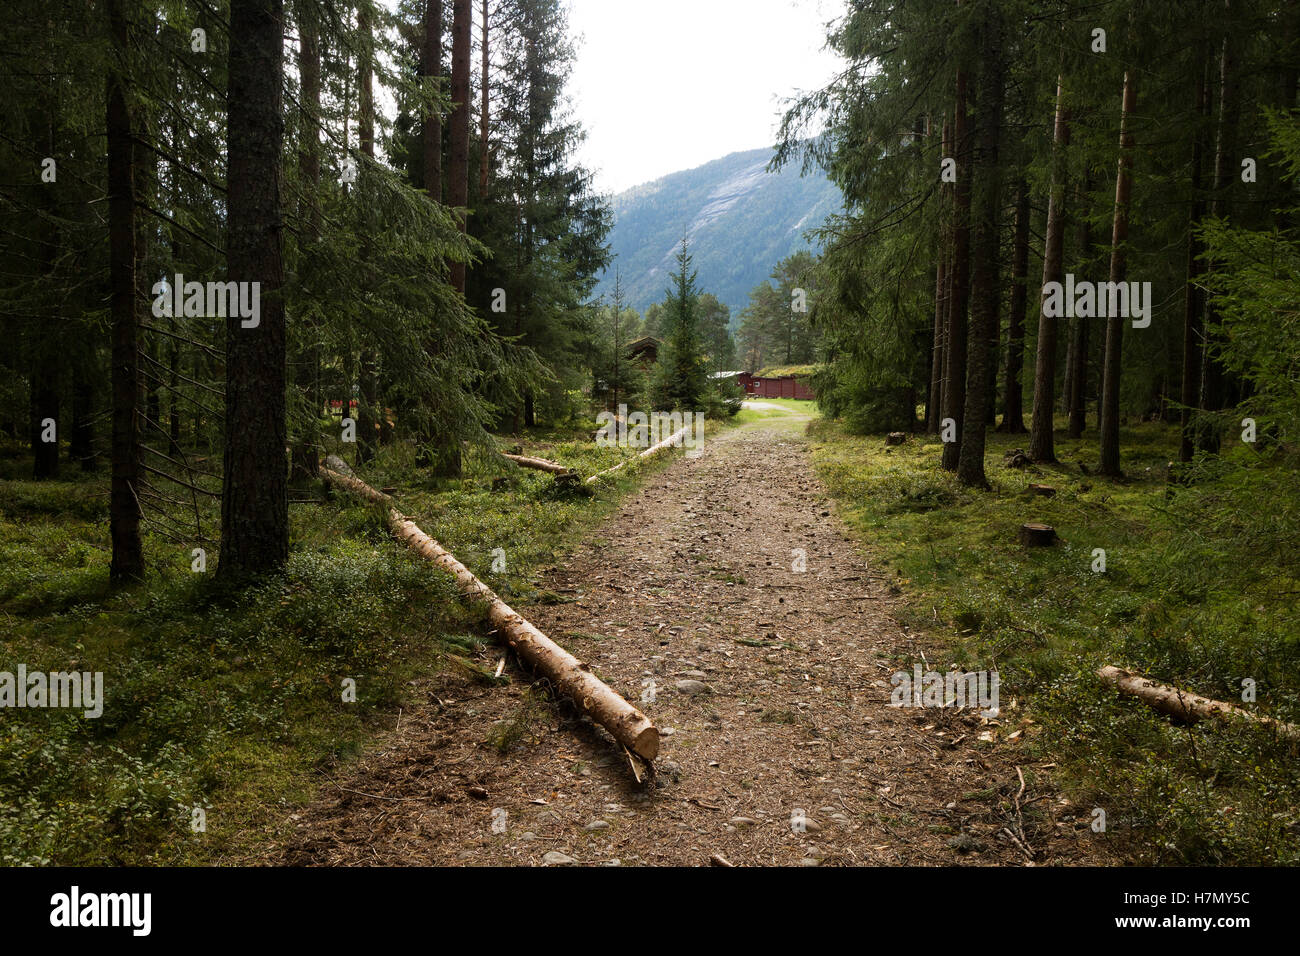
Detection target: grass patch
<box><xmin>0</xmin><ymin>422</ymin><xmax>680</xmax><ymax>865</ymax></box>
<box><xmin>808</xmin><ymin>417</ymin><xmax>1300</xmax><ymax>864</ymax></box>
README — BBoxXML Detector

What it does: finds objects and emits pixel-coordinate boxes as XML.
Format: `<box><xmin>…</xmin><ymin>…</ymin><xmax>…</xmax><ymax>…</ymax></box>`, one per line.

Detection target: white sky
<box><xmin>566</xmin><ymin>0</ymin><xmax>845</xmax><ymax>195</ymax></box>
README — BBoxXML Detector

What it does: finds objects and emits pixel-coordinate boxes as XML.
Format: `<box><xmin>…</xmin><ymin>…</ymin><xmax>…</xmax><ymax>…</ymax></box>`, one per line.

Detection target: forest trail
<box><xmin>269</xmin><ymin>410</ymin><xmax>1109</xmax><ymax>866</ymax></box>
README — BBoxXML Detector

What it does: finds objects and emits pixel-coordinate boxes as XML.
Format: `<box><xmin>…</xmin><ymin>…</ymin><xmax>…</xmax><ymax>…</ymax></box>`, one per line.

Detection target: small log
<box><xmin>320</xmin><ymin>459</ymin><xmax>659</xmax><ymax>761</ymax></box>
<box><xmin>1027</xmin><ymin>483</ymin><xmax>1056</xmax><ymax>497</ymax></box>
<box><xmin>1098</xmin><ymin>666</ymin><xmax>1300</xmax><ymax>741</ymax></box>
<box><xmin>586</xmin><ymin>425</ymin><xmax>692</xmax><ymax>484</ymax></box>
<box><xmin>1018</xmin><ymin>523</ymin><xmax>1056</xmax><ymax>547</ymax></box>
<box><xmin>501</xmin><ymin>453</ymin><xmax>574</xmax><ymax>477</ymax></box>
<box><xmin>885</xmin><ymin>432</ymin><xmax>907</xmax><ymax>446</ymax></box>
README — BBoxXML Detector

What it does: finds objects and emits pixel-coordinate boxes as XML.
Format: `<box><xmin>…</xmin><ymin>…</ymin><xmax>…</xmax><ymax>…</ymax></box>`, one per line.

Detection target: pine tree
<box><xmin>652</xmin><ymin>239</ymin><xmax>710</xmax><ymax>412</ymax></box>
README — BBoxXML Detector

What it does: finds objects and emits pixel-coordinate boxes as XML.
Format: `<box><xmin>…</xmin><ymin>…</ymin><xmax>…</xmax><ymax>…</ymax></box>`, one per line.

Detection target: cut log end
<box><xmin>631</xmin><ymin>725</ymin><xmax>660</xmax><ymax>761</ymax></box>
<box><xmin>1019</xmin><ymin>523</ymin><xmax>1057</xmax><ymax>547</ymax></box>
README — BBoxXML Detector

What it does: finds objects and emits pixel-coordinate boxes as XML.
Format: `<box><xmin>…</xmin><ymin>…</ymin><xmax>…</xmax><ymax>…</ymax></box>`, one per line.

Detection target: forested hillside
<box><xmin>596</xmin><ymin>146</ymin><xmax>842</xmax><ymax>317</ymax></box>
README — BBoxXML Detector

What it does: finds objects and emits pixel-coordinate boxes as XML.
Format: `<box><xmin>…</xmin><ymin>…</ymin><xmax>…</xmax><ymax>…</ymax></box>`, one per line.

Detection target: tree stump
<box><xmin>1019</xmin><ymin>523</ymin><xmax>1057</xmax><ymax>547</ymax></box>
<box><xmin>885</xmin><ymin>432</ymin><xmax>907</xmax><ymax>446</ymax></box>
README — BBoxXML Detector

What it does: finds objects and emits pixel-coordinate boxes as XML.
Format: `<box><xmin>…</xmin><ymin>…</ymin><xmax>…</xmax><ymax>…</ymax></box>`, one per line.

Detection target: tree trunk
<box><xmin>423</xmin><ymin>0</ymin><xmax>443</xmax><ymax>200</ymax></box>
<box><xmin>1197</xmin><ymin>6</ymin><xmax>1239</xmax><ymax>456</ymax></box>
<box><xmin>1066</xmin><ymin>175</ymin><xmax>1093</xmax><ymax>438</ymax></box>
<box><xmin>932</xmin><ymin>114</ymin><xmax>954</xmax><ymax>437</ymax></box>
<box><xmin>448</xmin><ymin>0</ymin><xmax>472</xmax><ymax>294</ymax></box>
<box><xmin>107</xmin><ymin>0</ymin><xmax>144</xmax><ymax>580</ymax></box>
<box><xmin>291</xmin><ymin>0</ymin><xmax>321</xmax><ymax>482</ymax></box>
<box><xmin>71</xmin><ymin>376</ymin><xmax>96</xmax><ymax>471</ymax></box>
<box><xmin>356</xmin><ymin>3</ymin><xmax>378</xmax><ymax>465</ymax></box>
<box><xmin>479</xmin><ymin>0</ymin><xmax>490</xmax><ymax>196</ymax></box>
<box><xmin>320</xmin><ymin>457</ymin><xmax>659</xmax><ymax>762</ymax></box>
<box><xmin>999</xmin><ymin>178</ymin><xmax>1029</xmax><ymax>433</ymax></box>
<box><xmin>956</xmin><ymin>5</ymin><xmax>1005</xmax><ymax>488</ymax></box>
<box><xmin>1179</xmin><ymin>59</ymin><xmax>1211</xmax><ymax>462</ymax></box>
<box><xmin>219</xmin><ymin>0</ymin><xmax>289</xmax><ymax>579</ymax></box>
<box><xmin>941</xmin><ymin>45</ymin><xmax>971</xmax><ymax>473</ymax></box>
<box><xmin>30</xmin><ymin>358</ymin><xmax>59</xmax><ymax>479</ymax></box>
<box><xmin>1029</xmin><ymin>75</ymin><xmax>1069</xmax><ymax>463</ymax></box>
<box><xmin>1098</xmin><ymin>71</ymin><xmax>1137</xmax><ymax>477</ymax></box>
<box><xmin>928</xmin><ymin>250</ymin><xmax>946</xmax><ymax>433</ymax></box>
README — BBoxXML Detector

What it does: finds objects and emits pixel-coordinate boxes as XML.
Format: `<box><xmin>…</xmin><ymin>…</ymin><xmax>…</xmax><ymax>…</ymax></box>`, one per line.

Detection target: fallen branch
<box><xmin>1098</xmin><ymin>665</ymin><xmax>1300</xmax><ymax>741</ymax></box>
<box><xmin>586</xmin><ymin>425</ymin><xmax>691</xmax><ymax>485</ymax></box>
<box><xmin>319</xmin><ymin>455</ymin><xmax>659</xmax><ymax>761</ymax></box>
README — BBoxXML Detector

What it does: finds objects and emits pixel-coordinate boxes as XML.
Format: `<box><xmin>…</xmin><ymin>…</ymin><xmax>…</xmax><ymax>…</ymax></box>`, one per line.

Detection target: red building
<box><xmin>734</xmin><ymin>371</ymin><xmax>816</xmax><ymax>401</ymax></box>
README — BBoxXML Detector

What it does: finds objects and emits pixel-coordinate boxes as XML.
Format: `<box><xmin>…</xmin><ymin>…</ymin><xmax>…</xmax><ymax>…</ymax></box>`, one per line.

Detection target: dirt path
<box><xmin>271</xmin><ymin>412</ymin><xmax>1107</xmax><ymax>866</ymax></box>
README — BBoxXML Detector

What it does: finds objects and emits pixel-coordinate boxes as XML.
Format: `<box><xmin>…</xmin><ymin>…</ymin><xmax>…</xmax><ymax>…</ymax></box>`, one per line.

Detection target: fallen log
<box><xmin>319</xmin><ymin>456</ymin><xmax>659</xmax><ymax>761</ymax></box>
<box><xmin>586</xmin><ymin>425</ymin><xmax>692</xmax><ymax>485</ymax></box>
<box><xmin>501</xmin><ymin>452</ymin><xmax>573</xmax><ymax>477</ymax></box>
<box><xmin>1097</xmin><ymin>665</ymin><xmax>1300</xmax><ymax>741</ymax></box>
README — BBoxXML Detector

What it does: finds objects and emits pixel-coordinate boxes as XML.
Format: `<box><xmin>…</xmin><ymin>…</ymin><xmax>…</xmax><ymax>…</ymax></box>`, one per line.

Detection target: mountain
<box><xmin>596</xmin><ymin>147</ymin><xmax>841</xmax><ymax>322</ymax></box>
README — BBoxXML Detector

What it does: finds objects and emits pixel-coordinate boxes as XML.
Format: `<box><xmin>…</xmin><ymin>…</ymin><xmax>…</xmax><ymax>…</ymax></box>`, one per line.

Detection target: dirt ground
<box><xmin>267</xmin><ymin>410</ymin><xmax>1116</xmax><ymax>867</ymax></box>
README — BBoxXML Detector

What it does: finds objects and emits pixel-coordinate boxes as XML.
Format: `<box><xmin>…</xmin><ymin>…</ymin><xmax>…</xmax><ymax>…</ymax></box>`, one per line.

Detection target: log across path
<box><xmin>275</xmin><ymin>416</ymin><xmax>1115</xmax><ymax>867</ymax></box>
<box><xmin>319</xmin><ymin>456</ymin><xmax>659</xmax><ymax>762</ymax></box>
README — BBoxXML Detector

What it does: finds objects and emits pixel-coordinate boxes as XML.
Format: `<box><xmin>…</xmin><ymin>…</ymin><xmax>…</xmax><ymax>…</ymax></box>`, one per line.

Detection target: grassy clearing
<box><xmin>0</xmin><ymin>423</ymin><xmax>684</xmax><ymax>865</ymax></box>
<box><xmin>734</xmin><ymin>398</ymin><xmax>817</xmax><ymax>425</ymax></box>
<box><xmin>808</xmin><ymin>418</ymin><xmax>1300</xmax><ymax>864</ymax></box>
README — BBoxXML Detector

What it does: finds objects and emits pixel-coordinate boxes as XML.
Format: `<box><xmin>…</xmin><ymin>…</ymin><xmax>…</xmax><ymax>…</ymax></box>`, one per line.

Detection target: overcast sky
<box><xmin>566</xmin><ymin>0</ymin><xmax>845</xmax><ymax>196</ymax></box>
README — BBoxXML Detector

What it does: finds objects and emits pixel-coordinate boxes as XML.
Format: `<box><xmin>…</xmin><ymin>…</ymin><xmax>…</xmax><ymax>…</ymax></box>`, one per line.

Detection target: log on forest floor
<box><xmin>1098</xmin><ymin>665</ymin><xmax>1300</xmax><ymax>741</ymax></box>
<box><xmin>586</xmin><ymin>425</ymin><xmax>691</xmax><ymax>484</ymax></box>
<box><xmin>319</xmin><ymin>455</ymin><xmax>659</xmax><ymax>763</ymax></box>
<box><xmin>499</xmin><ymin>452</ymin><xmax>579</xmax><ymax>486</ymax></box>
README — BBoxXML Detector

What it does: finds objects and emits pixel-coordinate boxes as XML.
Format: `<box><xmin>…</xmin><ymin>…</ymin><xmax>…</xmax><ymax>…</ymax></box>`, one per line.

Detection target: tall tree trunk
<box><xmin>1029</xmin><ymin>75</ymin><xmax>1069</xmax><ymax>463</ymax></box>
<box><xmin>357</xmin><ymin>2</ymin><xmax>378</xmax><ymax>465</ymax></box>
<box><xmin>956</xmin><ymin>6</ymin><xmax>1005</xmax><ymax>488</ymax></box>
<box><xmin>928</xmin><ymin>113</ymin><xmax>950</xmax><ymax>436</ymax></box>
<box><xmin>448</xmin><ymin>0</ymin><xmax>472</xmax><ymax>294</ymax></box>
<box><xmin>422</xmin><ymin>0</ymin><xmax>443</xmax><ymax>200</ymax></box>
<box><xmin>291</xmin><ymin>0</ymin><xmax>321</xmax><ymax>481</ymax></box>
<box><xmin>928</xmin><ymin>249</ymin><xmax>946</xmax><ymax>433</ymax></box>
<box><xmin>71</xmin><ymin>375</ymin><xmax>96</xmax><ymax>471</ymax></box>
<box><xmin>1197</xmin><ymin>6</ymin><xmax>1238</xmax><ymax>455</ymax></box>
<box><xmin>219</xmin><ymin>0</ymin><xmax>289</xmax><ymax>579</ymax></box>
<box><xmin>935</xmin><ymin>116</ymin><xmax>955</xmax><ymax>437</ymax></box>
<box><xmin>30</xmin><ymin>356</ymin><xmax>59</xmax><ymax>479</ymax></box>
<box><xmin>479</xmin><ymin>0</ymin><xmax>490</xmax><ymax>196</ymax></box>
<box><xmin>1179</xmin><ymin>58</ymin><xmax>1211</xmax><ymax>462</ymax></box>
<box><xmin>1098</xmin><ymin>71</ymin><xmax>1137</xmax><ymax>477</ymax></box>
<box><xmin>1065</xmin><ymin>174</ymin><xmax>1093</xmax><ymax>439</ymax></box>
<box><xmin>999</xmin><ymin>177</ymin><xmax>1029</xmax><ymax>433</ymax></box>
<box><xmin>107</xmin><ymin>0</ymin><xmax>143</xmax><ymax>580</ymax></box>
<box><xmin>941</xmin><ymin>38</ymin><xmax>971</xmax><ymax>473</ymax></box>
